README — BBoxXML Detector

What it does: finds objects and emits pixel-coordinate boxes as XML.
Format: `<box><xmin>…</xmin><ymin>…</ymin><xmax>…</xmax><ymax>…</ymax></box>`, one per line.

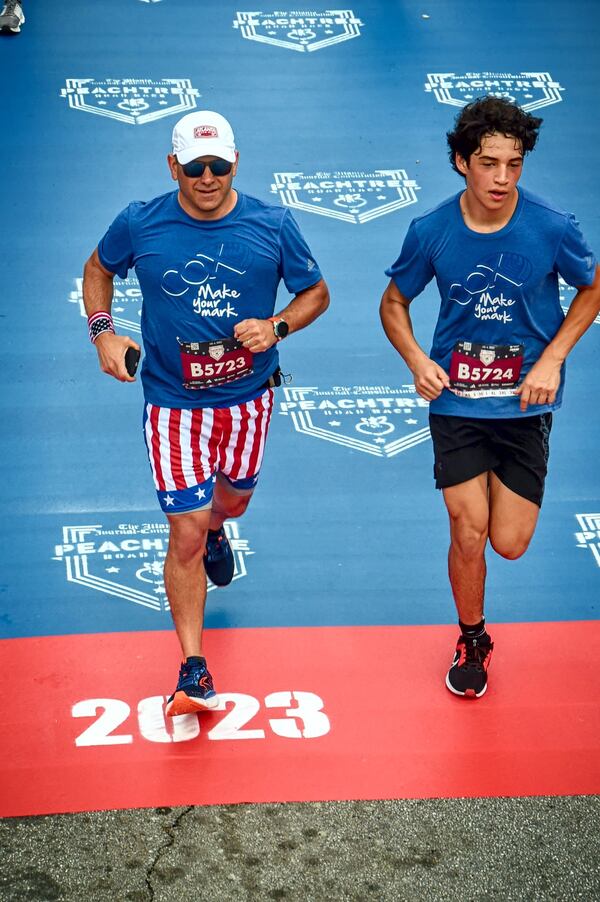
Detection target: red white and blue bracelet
<box><xmin>88</xmin><ymin>311</ymin><xmax>115</xmax><ymax>344</ymax></box>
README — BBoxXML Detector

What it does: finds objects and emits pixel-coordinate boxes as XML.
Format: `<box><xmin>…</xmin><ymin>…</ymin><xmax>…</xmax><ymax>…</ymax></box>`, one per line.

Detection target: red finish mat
<box><xmin>1</xmin><ymin>622</ymin><xmax>599</xmax><ymax>817</ymax></box>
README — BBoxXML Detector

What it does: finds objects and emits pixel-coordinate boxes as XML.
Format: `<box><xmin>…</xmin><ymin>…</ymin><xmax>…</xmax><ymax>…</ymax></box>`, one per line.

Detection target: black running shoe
<box><xmin>166</xmin><ymin>656</ymin><xmax>218</xmax><ymax>716</ymax></box>
<box><xmin>204</xmin><ymin>526</ymin><xmax>234</xmax><ymax>587</ymax></box>
<box><xmin>0</xmin><ymin>1</ymin><xmax>25</xmax><ymax>32</ymax></box>
<box><xmin>446</xmin><ymin>634</ymin><xmax>494</xmax><ymax>698</ymax></box>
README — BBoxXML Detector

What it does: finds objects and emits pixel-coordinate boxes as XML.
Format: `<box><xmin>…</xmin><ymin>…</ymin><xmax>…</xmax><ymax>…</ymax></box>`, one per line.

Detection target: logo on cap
<box><xmin>194</xmin><ymin>125</ymin><xmax>218</xmax><ymax>138</ymax></box>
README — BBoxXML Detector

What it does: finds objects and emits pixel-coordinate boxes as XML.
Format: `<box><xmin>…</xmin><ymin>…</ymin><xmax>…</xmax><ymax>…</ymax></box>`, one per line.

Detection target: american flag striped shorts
<box><xmin>143</xmin><ymin>388</ymin><xmax>274</xmax><ymax>514</ymax></box>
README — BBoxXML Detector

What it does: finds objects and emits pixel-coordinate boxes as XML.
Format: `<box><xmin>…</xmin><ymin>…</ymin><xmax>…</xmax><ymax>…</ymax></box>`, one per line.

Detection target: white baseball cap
<box><xmin>171</xmin><ymin>111</ymin><xmax>236</xmax><ymax>165</ymax></box>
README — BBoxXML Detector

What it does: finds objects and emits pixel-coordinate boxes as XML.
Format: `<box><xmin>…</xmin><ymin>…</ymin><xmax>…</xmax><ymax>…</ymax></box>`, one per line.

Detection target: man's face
<box><xmin>168</xmin><ymin>153</ymin><xmax>239</xmax><ymax>220</ymax></box>
<box><xmin>456</xmin><ymin>133</ymin><xmax>523</xmax><ymax>213</ymax></box>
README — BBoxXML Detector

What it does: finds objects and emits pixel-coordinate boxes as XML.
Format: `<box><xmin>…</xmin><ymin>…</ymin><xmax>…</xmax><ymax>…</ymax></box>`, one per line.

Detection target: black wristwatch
<box><xmin>269</xmin><ymin>317</ymin><xmax>289</xmax><ymax>341</ymax></box>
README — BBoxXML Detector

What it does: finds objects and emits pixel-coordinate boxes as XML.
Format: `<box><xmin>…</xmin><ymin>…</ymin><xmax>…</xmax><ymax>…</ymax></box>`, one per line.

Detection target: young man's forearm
<box><xmin>380</xmin><ymin>291</ymin><xmax>429</xmax><ymax>373</ymax></box>
<box><xmin>542</xmin><ymin>266</ymin><xmax>600</xmax><ymax>364</ymax></box>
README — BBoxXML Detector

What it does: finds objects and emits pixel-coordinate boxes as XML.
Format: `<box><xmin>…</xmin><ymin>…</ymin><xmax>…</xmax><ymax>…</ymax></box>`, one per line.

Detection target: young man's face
<box><xmin>168</xmin><ymin>153</ymin><xmax>239</xmax><ymax>220</ymax></box>
<box><xmin>456</xmin><ymin>132</ymin><xmax>523</xmax><ymax>213</ymax></box>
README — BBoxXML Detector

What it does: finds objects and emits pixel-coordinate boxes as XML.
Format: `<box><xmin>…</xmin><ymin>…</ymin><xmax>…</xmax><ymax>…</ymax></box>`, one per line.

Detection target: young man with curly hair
<box><xmin>380</xmin><ymin>96</ymin><xmax>600</xmax><ymax>697</ymax></box>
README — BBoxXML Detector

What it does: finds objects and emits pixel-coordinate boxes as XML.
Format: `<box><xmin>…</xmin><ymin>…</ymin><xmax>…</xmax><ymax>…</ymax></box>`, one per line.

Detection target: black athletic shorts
<box><xmin>429</xmin><ymin>412</ymin><xmax>553</xmax><ymax>507</ymax></box>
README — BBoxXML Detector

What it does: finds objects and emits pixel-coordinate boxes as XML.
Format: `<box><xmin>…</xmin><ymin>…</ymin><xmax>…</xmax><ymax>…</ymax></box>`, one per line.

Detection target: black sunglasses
<box><xmin>180</xmin><ymin>158</ymin><xmax>233</xmax><ymax>178</ymax></box>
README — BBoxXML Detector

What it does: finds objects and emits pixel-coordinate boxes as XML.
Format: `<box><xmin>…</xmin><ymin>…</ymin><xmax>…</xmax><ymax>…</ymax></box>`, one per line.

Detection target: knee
<box><xmin>489</xmin><ymin>530</ymin><xmax>530</xmax><ymax>560</ymax></box>
<box><xmin>167</xmin><ymin>518</ymin><xmax>209</xmax><ymax>565</ymax></box>
<box><xmin>449</xmin><ymin>517</ymin><xmax>488</xmax><ymax>560</ymax></box>
<box><xmin>227</xmin><ymin>495</ymin><xmax>250</xmax><ymax>518</ymax></box>
<box><xmin>215</xmin><ymin>491</ymin><xmax>250</xmax><ymax>519</ymax></box>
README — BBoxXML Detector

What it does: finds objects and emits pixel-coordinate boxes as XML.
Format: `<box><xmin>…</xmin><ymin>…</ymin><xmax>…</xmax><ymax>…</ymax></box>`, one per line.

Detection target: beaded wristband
<box><xmin>88</xmin><ymin>311</ymin><xmax>115</xmax><ymax>344</ymax></box>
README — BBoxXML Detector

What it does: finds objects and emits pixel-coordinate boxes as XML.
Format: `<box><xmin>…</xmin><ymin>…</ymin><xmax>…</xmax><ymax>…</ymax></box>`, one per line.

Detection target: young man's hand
<box><xmin>515</xmin><ymin>356</ymin><xmax>562</xmax><ymax>412</ymax></box>
<box><xmin>412</xmin><ymin>357</ymin><xmax>451</xmax><ymax>401</ymax></box>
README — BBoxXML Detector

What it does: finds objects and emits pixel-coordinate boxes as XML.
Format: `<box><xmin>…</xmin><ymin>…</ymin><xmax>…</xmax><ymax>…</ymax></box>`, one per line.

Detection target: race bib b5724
<box><xmin>449</xmin><ymin>341</ymin><xmax>524</xmax><ymax>399</ymax></box>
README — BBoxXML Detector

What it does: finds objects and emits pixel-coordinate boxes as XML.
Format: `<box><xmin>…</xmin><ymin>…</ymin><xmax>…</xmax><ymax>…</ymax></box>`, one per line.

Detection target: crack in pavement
<box><xmin>145</xmin><ymin>807</ymin><xmax>194</xmax><ymax>901</ymax></box>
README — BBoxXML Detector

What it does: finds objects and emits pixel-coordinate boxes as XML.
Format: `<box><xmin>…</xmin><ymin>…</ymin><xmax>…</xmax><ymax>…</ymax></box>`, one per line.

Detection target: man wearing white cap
<box><xmin>82</xmin><ymin>111</ymin><xmax>329</xmax><ymax>714</ymax></box>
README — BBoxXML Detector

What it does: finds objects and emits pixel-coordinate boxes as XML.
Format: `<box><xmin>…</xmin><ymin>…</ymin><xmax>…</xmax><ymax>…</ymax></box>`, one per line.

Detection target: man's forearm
<box><xmin>276</xmin><ymin>279</ymin><xmax>329</xmax><ymax>335</ymax></box>
<box><xmin>82</xmin><ymin>252</ymin><xmax>115</xmax><ymax>318</ymax></box>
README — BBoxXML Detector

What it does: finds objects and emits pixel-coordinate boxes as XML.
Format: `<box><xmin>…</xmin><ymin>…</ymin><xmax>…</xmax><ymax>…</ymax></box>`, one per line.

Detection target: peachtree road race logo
<box><xmin>279</xmin><ymin>385</ymin><xmax>430</xmax><ymax>457</ymax></box>
<box><xmin>575</xmin><ymin>514</ymin><xmax>600</xmax><ymax>568</ymax></box>
<box><xmin>425</xmin><ymin>72</ymin><xmax>564</xmax><ymax>112</ymax></box>
<box><xmin>53</xmin><ymin>521</ymin><xmax>251</xmax><ymax>611</ymax></box>
<box><xmin>560</xmin><ymin>277</ymin><xmax>600</xmax><ymax>324</ymax></box>
<box><xmin>69</xmin><ymin>276</ymin><xmax>142</xmax><ymax>334</ymax></box>
<box><xmin>60</xmin><ymin>79</ymin><xmax>199</xmax><ymax>125</ymax></box>
<box><xmin>233</xmin><ymin>10</ymin><xmax>363</xmax><ymax>52</ymax></box>
<box><xmin>271</xmin><ymin>170</ymin><xmax>420</xmax><ymax>224</ymax></box>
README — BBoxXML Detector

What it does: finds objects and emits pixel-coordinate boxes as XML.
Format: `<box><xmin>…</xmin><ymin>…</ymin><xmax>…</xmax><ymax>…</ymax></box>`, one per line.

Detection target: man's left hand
<box><xmin>515</xmin><ymin>356</ymin><xmax>562</xmax><ymax>412</ymax></box>
<box><xmin>234</xmin><ymin>319</ymin><xmax>276</xmax><ymax>353</ymax></box>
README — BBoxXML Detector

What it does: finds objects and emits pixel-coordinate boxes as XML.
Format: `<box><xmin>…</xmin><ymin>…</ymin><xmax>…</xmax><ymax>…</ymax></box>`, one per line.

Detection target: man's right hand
<box><xmin>95</xmin><ymin>332</ymin><xmax>141</xmax><ymax>383</ymax></box>
<box><xmin>412</xmin><ymin>356</ymin><xmax>450</xmax><ymax>401</ymax></box>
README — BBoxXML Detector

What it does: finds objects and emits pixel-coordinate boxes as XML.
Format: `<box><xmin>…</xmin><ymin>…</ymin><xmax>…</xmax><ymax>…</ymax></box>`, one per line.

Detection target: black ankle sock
<box><xmin>459</xmin><ymin>618</ymin><xmax>487</xmax><ymax>640</ymax></box>
<box><xmin>185</xmin><ymin>655</ymin><xmax>204</xmax><ymax>665</ymax></box>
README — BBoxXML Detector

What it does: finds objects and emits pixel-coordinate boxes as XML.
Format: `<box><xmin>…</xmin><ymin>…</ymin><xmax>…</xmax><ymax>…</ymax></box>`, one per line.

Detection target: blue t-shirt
<box><xmin>98</xmin><ymin>190</ymin><xmax>322</xmax><ymax>408</ymax></box>
<box><xmin>386</xmin><ymin>187</ymin><xmax>597</xmax><ymax>418</ymax></box>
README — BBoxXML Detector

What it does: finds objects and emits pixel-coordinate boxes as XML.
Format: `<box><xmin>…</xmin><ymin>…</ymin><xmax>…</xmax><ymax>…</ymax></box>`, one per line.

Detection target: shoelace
<box><xmin>205</xmin><ymin>530</ymin><xmax>227</xmax><ymax>561</ymax></box>
<box><xmin>462</xmin><ymin>638</ymin><xmax>491</xmax><ymax>670</ymax></box>
<box><xmin>2</xmin><ymin>1</ymin><xmax>19</xmax><ymax>15</ymax></box>
<box><xmin>181</xmin><ymin>664</ymin><xmax>214</xmax><ymax>693</ymax></box>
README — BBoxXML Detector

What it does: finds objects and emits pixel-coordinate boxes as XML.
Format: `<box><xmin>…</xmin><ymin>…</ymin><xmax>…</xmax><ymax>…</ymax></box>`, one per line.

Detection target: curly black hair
<box><xmin>447</xmin><ymin>96</ymin><xmax>542</xmax><ymax>175</ymax></box>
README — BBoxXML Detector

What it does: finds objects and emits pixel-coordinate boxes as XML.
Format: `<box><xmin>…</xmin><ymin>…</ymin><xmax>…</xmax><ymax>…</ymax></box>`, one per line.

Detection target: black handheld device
<box><xmin>125</xmin><ymin>347</ymin><xmax>141</xmax><ymax>377</ymax></box>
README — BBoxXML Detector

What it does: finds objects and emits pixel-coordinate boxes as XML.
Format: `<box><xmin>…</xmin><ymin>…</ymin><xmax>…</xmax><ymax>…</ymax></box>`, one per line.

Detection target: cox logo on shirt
<box><xmin>449</xmin><ymin>252</ymin><xmax>532</xmax><ymax>324</ymax></box>
<box><xmin>161</xmin><ymin>243</ymin><xmax>255</xmax><ymax>319</ymax></box>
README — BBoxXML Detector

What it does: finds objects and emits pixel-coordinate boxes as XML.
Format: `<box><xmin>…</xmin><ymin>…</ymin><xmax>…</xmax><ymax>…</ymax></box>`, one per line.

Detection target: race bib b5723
<box><xmin>178</xmin><ymin>337</ymin><xmax>253</xmax><ymax>390</ymax></box>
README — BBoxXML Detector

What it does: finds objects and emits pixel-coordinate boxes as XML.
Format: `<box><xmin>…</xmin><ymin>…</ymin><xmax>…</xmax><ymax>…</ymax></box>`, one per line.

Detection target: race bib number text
<box><xmin>449</xmin><ymin>341</ymin><xmax>524</xmax><ymax>399</ymax></box>
<box><xmin>179</xmin><ymin>337</ymin><xmax>253</xmax><ymax>390</ymax></box>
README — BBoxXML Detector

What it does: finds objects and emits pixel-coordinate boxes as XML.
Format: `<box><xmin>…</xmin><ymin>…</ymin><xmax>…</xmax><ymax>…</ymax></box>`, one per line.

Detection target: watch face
<box><xmin>275</xmin><ymin>319</ymin><xmax>289</xmax><ymax>339</ymax></box>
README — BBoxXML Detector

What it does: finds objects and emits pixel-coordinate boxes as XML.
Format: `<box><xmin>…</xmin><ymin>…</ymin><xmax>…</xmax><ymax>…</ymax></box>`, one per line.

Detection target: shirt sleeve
<box><xmin>385</xmin><ymin>220</ymin><xmax>435</xmax><ymax>300</ymax></box>
<box><xmin>278</xmin><ymin>210</ymin><xmax>323</xmax><ymax>294</ymax></box>
<box><xmin>554</xmin><ymin>214</ymin><xmax>597</xmax><ymax>287</ymax></box>
<box><xmin>97</xmin><ymin>205</ymin><xmax>136</xmax><ymax>279</ymax></box>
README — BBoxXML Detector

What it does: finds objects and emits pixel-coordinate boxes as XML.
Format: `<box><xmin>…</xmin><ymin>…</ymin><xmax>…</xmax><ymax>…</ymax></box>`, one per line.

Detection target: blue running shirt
<box><xmin>386</xmin><ymin>187</ymin><xmax>597</xmax><ymax>418</ymax></box>
<box><xmin>98</xmin><ymin>191</ymin><xmax>322</xmax><ymax>408</ymax></box>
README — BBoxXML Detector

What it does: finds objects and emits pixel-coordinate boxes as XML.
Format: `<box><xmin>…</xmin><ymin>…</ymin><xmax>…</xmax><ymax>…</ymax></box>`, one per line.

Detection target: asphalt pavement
<box><xmin>2</xmin><ymin>796</ymin><xmax>599</xmax><ymax>901</ymax></box>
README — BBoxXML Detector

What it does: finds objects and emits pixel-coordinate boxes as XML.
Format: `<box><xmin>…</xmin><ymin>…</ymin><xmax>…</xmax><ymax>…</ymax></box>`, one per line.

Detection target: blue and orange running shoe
<box><xmin>166</xmin><ymin>656</ymin><xmax>218</xmax><ymax>716</ymax></box>
<box><xmin>204</xmin><ymin>526</ymin><xmax>234</xmax><ymax>587</ymax></box>
<box><xmin>446</xmin><ymin>634</ymin><xmax>494</xmax><ymax>698</ymax></box>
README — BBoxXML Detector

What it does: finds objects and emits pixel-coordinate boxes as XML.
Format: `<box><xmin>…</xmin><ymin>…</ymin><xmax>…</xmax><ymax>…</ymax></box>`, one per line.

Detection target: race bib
<box><xmin>178</xmin><ymin>337</ymin><xmax>253</xmax><ymax>390</ymax></box>
<box><xmin>449</xmin><ymin>341</ymin><xmax>524</xmax><ymax>399</ymax></box>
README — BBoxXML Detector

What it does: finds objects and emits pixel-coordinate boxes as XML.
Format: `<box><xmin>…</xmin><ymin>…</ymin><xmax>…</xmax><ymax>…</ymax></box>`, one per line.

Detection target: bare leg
<box><xmin>208</xmin><ymin>477</ymin><xmax>252</xmax><ymax>531</ymax></box>
<box><xmin>163</xmin><ymin>483</ymin><xmax>256</xmax><ymax>658</ymax></box>
<box><xmin>443</xmin><ymin>473</ymin><xmax>490</xmax><ymax>624</ymax></box>
<box><xmin>488</xmin><ymin>473</ymin><xmax>540</xmax><ymax>559</ymax></box>
<box><xmin>163</xmin><ymin>508</ymin><xmax>211</xmax><ymax>659</ymax></box>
